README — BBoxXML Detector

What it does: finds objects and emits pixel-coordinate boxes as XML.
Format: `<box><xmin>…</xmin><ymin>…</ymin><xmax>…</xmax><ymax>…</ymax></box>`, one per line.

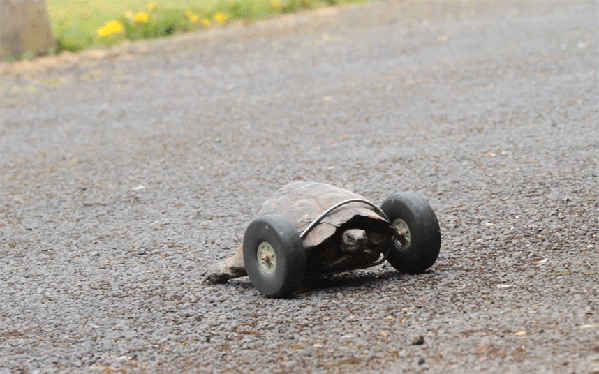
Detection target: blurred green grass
<box><xmin>48</xmin><ymin>0</ymin><xmax>365</xmax><ymax>53</ymax></box>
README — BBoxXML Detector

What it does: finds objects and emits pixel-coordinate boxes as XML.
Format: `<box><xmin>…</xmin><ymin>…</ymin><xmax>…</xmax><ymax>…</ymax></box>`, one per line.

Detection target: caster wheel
<box><xmin>243</xmin><ymin>214</ymin><xmax>305</xmax><ymax>298</ymax></box>
<box><xmin>381</xmin><ymin>193</ymin><xmax>441</xmax><ymax>274</ymax></box>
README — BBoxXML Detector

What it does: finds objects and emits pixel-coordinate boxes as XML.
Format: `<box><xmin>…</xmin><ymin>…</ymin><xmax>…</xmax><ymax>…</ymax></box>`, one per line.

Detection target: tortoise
<box><xmin>203</xmin><ymin>181</ymin><xmax>441</xmax><ymax>298</ymax></box>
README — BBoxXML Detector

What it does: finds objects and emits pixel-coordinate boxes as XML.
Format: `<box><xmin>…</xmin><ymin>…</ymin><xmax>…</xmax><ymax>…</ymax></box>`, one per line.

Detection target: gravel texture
<box><xmin>1</xmin><ymin>1</ymin><xmax>598</xmax><ymax>373</ymax></box>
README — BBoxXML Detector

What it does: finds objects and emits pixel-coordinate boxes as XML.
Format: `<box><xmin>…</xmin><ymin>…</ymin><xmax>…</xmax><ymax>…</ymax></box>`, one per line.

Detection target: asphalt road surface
<box><xmin>1</xmin><ymin>1</ymin><xmax>598</xmax><ymax>373</ymax></box>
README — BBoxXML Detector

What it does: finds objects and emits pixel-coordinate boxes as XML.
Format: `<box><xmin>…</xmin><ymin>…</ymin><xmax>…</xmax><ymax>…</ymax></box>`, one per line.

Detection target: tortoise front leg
<box><xmin>203</xmin><ymin>245</ymin><xmax>247</xmax><ymax>284</ymax></box>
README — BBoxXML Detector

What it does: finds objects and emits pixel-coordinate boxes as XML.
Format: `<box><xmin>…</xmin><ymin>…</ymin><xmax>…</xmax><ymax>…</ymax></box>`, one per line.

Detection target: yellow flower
<box><xmin>124</xmin><ymin>11</ymin><xmax>134</xmax><ymax>20</ymax></box>
<box><xmin>184</xmin><ymin>10</ymin><xmax>200</xmax><ymax>23</ymax></box>
<box><xmin>106</xmin><ymin>20</ymin><xmax>123</xmax><ymax>33</ymax></box>
<box><xmin>147</xmin><ymin>2</ymin><xmax>157</xmax><ymax>11</ymax></box>
<box><xmin>202</xmin><ymin>18</ymin><xmax>211</xmax><ymax>27</ymax></box>
<box><xmin>214</xmin><ymin>12</ymin><xmax>228</xmax><ymax>24</ymax></box>
<box><xmin>97</xmin><ymin>26</ymin><xmax>109</xmax><ymax>37</ymax></box>
<box><xmin>97</xmin><ymin>20</ymin><xmax>123</xmax><ymax>37</ymax></box>
<box><xmin>134</xmin><ymin>12</ymin><xmax>150</xmax><ymax>24</ymax></box>
<box><xmin>271</xmin><ymin>0</ymin><xmax>282</xmax><ymax>8</ymax></box>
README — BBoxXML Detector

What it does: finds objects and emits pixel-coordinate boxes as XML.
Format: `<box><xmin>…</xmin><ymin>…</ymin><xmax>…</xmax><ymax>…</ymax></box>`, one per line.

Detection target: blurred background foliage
<box><xmin>48</xmin><ymin>0</ymin><xmax>366</xmax><ymax>53</ymax></box>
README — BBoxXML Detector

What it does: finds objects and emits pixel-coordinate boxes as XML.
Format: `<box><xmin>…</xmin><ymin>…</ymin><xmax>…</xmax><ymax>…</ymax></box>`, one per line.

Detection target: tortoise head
<box><xmin>340</xmin><ymin>229</ymin><xmax>368</xmax><ymax>253</ymax></box>
<box><xmin>340</xmin><ymin>228</ymin><xmax>392</xmax><ymax>254</ymax></box>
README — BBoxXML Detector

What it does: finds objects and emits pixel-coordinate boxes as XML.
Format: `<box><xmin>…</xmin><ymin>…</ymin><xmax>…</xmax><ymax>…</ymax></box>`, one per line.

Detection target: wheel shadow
<box><xmin>229</xmin><ymin>267</ymin><xmax>436</xmax><ymax>298</ymax></box>
<box><xmin>299</xmin><ymin>268</ymin><xmax>436</xmax><ymax>296</ymax></box>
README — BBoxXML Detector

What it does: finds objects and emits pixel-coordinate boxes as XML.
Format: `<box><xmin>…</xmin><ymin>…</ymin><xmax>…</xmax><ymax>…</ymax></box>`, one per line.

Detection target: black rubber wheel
<box><xmin>243</xmin><ymin>214</ymin><xmax>305</xmax><ymax>298</ymax></box>
<box><xmin>380</xmin><ymin>193</ymin><xmax>441</xmax><ymax>274</ymax></box>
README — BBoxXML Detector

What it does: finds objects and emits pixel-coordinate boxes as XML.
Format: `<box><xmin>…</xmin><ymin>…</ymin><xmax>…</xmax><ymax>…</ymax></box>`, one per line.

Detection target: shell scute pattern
<box><xmin>256</xmin><ymin>181</ymin><xmax>386</xmax><ymax>248</ymax></box>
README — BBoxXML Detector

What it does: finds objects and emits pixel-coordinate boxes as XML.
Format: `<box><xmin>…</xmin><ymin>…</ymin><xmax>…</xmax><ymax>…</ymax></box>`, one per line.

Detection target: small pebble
<box><xmin>412</xmin><ymin>335</ymin><xmax>425</xmax><ymax>345</ymax></box>
<box><xmin>137</xmin><ymin>248</ymin><xmax>147</xmax><ymax>255</ymax></box>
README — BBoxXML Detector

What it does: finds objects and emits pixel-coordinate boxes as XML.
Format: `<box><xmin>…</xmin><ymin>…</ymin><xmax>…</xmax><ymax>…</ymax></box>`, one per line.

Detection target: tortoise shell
<box><xmin>256</xmin><ymin>181</ymin><xmax>388</xmax><ymax>248</ymax></box>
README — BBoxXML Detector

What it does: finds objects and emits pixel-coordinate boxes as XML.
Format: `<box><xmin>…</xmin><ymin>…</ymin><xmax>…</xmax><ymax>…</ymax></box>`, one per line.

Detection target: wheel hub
<box><xmin>257</xmin><ymin>241</ymin><xmax>276</xmax><ymax>274</ymax></box>
<box><xmin>392</xmin><ymin>218</ymin><xmax>411</xmax><ymax>249</ymax></box>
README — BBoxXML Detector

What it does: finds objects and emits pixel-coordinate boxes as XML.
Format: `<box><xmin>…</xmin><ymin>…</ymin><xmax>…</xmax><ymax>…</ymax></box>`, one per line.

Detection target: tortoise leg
<box><xmin>203</xmin><ymin>245</ymin><xmax>247</xmax><ymax>284</ymax></box>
